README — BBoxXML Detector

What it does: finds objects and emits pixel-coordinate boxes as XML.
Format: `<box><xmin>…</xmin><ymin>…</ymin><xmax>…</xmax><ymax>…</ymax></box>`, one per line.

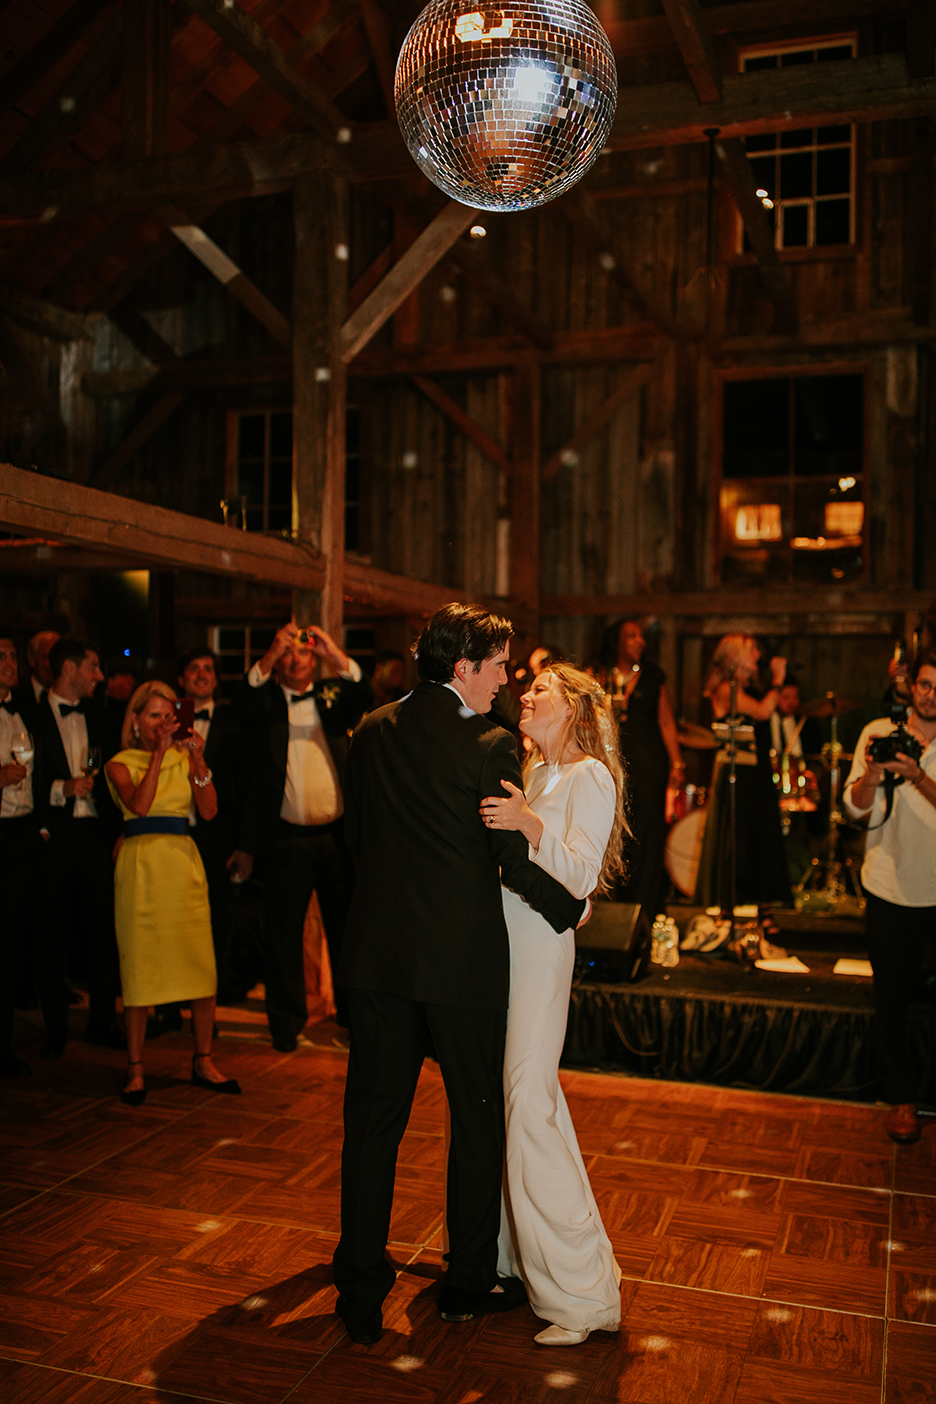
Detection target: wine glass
<box><xmin>10</xmin><ymin>728</ymin><xmax>33</xmax><ymax>792</ymax></box>
<box><xmin>82</xmin><ymin>747</ymin><xmax>102</xmax><ymax>778</ymax></box>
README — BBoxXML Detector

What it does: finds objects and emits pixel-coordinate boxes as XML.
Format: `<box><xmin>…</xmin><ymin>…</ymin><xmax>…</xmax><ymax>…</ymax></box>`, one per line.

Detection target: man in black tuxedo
<box><xmin>176</xmin><ymin>648</ymin><xmax>249</xmax><ymax>1003</ymax></box>
<box><xmin>32</xmin><ymin>637</ymin><xmax>124</xmax><ymax>1057</ymax></box>
<box><xmin>0</xmin><ymin>634</ymin><xmax>42</xmax><ymax>1077</ymax></box>
<box><xmin>231</xmin><ymin>621</ymin><xmax>371</xmax><ymax>1048</ymax></box>
<box><xmin>332</xmin><ymin>604</ymin><xmax>587</xmax><ymax>1345</ymax></box>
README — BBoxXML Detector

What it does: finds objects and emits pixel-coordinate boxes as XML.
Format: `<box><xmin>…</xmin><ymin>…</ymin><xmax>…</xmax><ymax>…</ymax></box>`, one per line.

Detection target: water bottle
<box><xmin>650</xmin><ymin>914</ymin><xmax>668</xmax><ymax>965</ymax></box>
<box><xmin>660</xmin><ymin>916</ymin><xmax>680</xmax><ymax>967</ymax></box>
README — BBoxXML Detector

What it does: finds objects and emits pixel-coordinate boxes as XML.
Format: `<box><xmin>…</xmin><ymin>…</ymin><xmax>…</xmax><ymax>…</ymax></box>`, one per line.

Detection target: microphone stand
<box><xmin>726</xmin><ymin>672</ymin><xmax>739</xmax><ymax>939</ymax></box>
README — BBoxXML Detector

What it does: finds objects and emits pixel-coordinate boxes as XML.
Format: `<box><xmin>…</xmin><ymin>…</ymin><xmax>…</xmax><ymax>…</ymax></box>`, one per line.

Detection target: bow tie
<box><xmin>289</xmin><ymin>690</ymin><xmax>316</xmax><ymax>704</ymax></box>
<box><xmin>193</xmin><ymin>709</ymin><xmax>211</xmax><ymax>721</ymax></box>
<box><xmin>58</xmin><ymin>702</ymin><xmax>85</xmax><ymax>718</ymax></box>
<box><xmin>0</xmin><ymin>697</ymin><xmax>14</xmax><ymax>713</ymax></box>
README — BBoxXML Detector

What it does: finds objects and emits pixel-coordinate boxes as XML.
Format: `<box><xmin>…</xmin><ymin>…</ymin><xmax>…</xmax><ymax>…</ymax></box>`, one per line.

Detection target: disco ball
<box><xmin>394</xmin><ymin>0</ymin><xmax>617</xmax><ymax>212</ymax></box>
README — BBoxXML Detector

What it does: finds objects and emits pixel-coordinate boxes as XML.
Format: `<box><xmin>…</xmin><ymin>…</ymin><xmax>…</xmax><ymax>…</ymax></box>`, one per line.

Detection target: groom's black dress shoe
<box><xmin>438</xmin><ymin>1276</ymin><xmax>528</xmax><ymax>1322</ymax></box>
<box><xmin>336</xmin><ymin>1303</ymin><xmax>383</xmax><ymax>1345</ymax></box>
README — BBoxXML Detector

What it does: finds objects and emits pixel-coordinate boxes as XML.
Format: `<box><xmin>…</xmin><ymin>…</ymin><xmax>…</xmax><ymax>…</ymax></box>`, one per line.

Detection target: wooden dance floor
<box><xmin>1</xmin><ymin>1024</ymin><xmax>935</xmax><ymax>1404</ymax></box>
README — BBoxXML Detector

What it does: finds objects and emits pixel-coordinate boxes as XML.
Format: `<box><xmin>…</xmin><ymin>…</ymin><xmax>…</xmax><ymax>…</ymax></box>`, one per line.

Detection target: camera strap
<box><xmin>867</xmin><ymin>773</ymin><xmax>898</xmax><ymax>830</ymax></box>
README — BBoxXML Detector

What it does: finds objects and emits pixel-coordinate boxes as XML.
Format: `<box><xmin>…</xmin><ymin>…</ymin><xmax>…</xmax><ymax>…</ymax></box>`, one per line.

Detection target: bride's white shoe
<box><xmin>533</xmin><ymin>1324</ymin><xmax>591</xmax><ymax>1346</ymax></box>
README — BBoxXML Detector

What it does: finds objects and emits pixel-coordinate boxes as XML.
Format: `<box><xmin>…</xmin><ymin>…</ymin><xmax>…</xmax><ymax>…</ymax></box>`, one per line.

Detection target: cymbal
<box><xmin>800</xmin><ymin>694</ymin><xmax>861</xmax><ymax>719</ymax></box>
<box><xmin>806</xmin><ymin>751</ymin><xmax>854</xmax><ymax>765</ymax></box>
<box><xmin>677</xmin><ymin>722</ymin><xmax>719</xmax><ymax>750</ymax></box>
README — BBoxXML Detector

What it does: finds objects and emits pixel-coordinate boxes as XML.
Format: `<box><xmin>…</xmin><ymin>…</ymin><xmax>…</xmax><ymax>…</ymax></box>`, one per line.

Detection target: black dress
<box><xmin>610</xmin><ymin>661</ymin><xmax>671</xmax><ymax>918</ymax></box>
<box><xmin>693</xmin><ymin>703</ymin><xmax>791</xmax><ymax>909</ymax></box>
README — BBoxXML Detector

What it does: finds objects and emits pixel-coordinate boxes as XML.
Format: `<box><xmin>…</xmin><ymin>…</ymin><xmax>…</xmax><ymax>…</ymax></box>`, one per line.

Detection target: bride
<box><xmin>480</xmin><ymin>662</ymin><xmax>626</xmax><ymax>1347</ymax></box>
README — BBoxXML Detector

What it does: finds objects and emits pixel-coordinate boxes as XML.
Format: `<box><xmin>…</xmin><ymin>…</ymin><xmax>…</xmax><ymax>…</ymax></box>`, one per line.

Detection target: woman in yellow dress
<box><xmin>106</xmin><ymin>681</ymin><xmax>239</xmax><ymax>1105</ymax></box>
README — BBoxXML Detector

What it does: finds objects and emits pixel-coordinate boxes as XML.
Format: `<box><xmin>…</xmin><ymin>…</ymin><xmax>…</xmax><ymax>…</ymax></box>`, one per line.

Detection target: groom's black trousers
<box><xmin>333</xmin><ymin>987</ymin><xmax>507</xmax><ymax>1317</ymax></box>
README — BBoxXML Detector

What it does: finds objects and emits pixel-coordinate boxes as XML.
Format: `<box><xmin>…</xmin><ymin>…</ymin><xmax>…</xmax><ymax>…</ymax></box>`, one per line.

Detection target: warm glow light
<box><xmin>755</xmin><ymin>188</ymin><xmax>768</xmax><ymax>198</ymax></box>
<box><xmin>454</xmin><ymin>10</ymin><xmax>513</xmax><ymax>40</ymax></box>
<box><xmin>825</xmin><ymin>501</ymin><xmax>864</xmax><ymax>536</ymax></box>
<box><xmin>470</xmin><ymin>224</ymin><xmax>487</xmax><ymax>237</ymax></box>
<box><xmin>838</xmin><ymin>475</ymin><xmax>857</xmax><ymax>490</ymax></box>
<box><xmin>735</xmin><ymin>503</ymin><xmax>782</xmax><ymax>542</ymax></box>
<box><xmin>761</xmin><ymin>197</ymin><xmax>774</xmax><ymax>209</ymax></box>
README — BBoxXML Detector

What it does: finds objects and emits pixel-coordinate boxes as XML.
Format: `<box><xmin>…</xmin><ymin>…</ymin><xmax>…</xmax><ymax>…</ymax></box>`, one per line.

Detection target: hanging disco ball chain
<box><xmin>394</xmin><ymin>0</ymin><xmax>617</xmax><ymax>212</ymax></box>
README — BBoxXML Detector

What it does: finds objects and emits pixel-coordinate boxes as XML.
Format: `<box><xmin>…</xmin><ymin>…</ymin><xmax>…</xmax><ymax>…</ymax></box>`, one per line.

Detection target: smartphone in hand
<box><xmin>174</xmin><ymin>696</ymin><xmax>196</xmax><ymax>740</ymax></box>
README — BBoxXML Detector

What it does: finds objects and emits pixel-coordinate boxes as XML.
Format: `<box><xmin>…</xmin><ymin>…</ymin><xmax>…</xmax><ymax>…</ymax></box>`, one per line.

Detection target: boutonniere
<box><xmin>318</xmin><ymin>682</ymin><xmax>341</xmax><ymax>710</ymax></box>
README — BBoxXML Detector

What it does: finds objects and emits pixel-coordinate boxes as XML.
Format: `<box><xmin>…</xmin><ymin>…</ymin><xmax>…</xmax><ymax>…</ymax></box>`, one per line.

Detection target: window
<box><xmin>226</xmin><ymin>408</ymin><xmax>363</xmax><ymax>547</ymax></box>
<box><xmin>740</xmin><ymin>39</ymin><xmax>856</xmax><ymax>251</ymax></box>
<box><xmin>718</xmin><ymin>372</ymin><xmax>865</xmax><ymax>584</ymax></box>
<box><xmin>210</xmin><ymin>624</ymin><xmax>277</xmax><ymax>699</ymax></box>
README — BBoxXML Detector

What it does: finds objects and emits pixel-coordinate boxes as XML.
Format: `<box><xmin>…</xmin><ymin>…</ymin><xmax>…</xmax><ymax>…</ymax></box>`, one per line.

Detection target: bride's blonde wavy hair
<box><xmin>521</xmin><ymin>661</ymin><xmax>629</xmax><ymax>896</ymax></box>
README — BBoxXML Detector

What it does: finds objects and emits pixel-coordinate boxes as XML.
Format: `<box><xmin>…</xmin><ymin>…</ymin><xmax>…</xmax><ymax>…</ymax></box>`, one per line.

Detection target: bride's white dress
<box><xmin>496</xmin><ymin>756</ymin><xmax>622</xmax><ymax>1332</ymax></box>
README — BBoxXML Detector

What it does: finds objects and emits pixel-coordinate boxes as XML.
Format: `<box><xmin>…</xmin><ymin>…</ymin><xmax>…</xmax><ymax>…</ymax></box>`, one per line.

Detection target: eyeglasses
<box><xmin>914</xmin><ymin>679</ymin><xmax>936</xmax><ymax>693</ymax></box>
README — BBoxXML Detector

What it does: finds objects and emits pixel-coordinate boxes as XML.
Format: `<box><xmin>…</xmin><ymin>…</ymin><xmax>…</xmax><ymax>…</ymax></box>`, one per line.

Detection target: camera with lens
<box><xmin>869</xmin><ymin>693</ymin><xmax>923</xmax><ymax>782</ymax></box>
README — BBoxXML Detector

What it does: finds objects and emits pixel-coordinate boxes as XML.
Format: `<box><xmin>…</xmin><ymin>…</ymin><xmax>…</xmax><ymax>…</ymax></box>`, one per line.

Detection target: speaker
<box><xmin>574</xmin><ymin>900</ymin><xmax>651</xmax><ymax>984</ymax></box>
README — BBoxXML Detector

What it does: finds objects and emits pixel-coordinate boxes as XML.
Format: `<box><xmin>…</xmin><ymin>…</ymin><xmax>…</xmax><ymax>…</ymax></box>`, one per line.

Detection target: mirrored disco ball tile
<box><xmin>395</xmin><ymin>0</ymin><xmax>617</xmax><ymax>211</ymax></box>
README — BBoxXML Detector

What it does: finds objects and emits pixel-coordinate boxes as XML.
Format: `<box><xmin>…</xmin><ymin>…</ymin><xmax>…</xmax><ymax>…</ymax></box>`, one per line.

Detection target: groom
<box><xmin>332</xmin><ymin>604</ymin><xmax>586</xmax><ymax>1344</ymax></box>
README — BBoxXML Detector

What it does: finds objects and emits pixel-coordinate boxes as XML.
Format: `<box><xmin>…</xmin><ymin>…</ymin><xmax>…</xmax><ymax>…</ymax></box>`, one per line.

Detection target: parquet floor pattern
<box><xmin>1</xmin><ymin>1027</ymin><xmax>934</xmax><ymax>1404</ymax></box>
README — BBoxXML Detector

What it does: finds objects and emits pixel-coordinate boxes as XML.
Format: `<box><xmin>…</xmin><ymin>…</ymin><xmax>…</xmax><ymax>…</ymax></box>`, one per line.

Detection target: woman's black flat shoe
<box><xmin>121</xmin><ymin>1060</ymin><xmax>146</xmax><ymax>1105</ymax></box>
<box><xmin>191</xmin><ymin>1056</ymin><xmax>241</xmax><ymax>1095</ymax></box>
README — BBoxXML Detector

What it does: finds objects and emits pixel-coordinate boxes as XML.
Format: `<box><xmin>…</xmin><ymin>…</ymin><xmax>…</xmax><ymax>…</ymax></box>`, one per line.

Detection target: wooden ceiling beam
<box><xmin>541</xmin><ymin>587</ymin><xmax>936</xmax><ymax>617</ymax></box>
<box><xmin>340</xmin><ymin>201</ymin><xmax>477</xmax><ymax>362</ymax></box>
<box><xmin>162</xmin><ymin>210</ymin><xmax>291</xmax><ymax>346</ymax></box>
<box><xmin>658</xmin><ymin>0</ymin><xmax>722</xmax><ymax>103</ymax></box>
<box><xmin>0</xmin><ymin>0</ymin><xmax>114</xmax><ymax>123</ymax></box>
<box><xmin>0</xmin><ymin>461</ymin><xmax>324</xmax><ymax>589</ymax></box>
<box><xmin>181</xmin><ymin>0</ymin><xmax>350</xmax><ymax>142</ymax></box>
<box><xmin>122</xmin><ymin>0</ymin><xmax>170</xmax><ymax>162</ymax></box>
<box><xmin>603</xmin><ymin>0</ymin><xmax>907</xmax><ymax>56</ymax></box>
<box><xmin>0</xmin><ymin>284</ymin><xmax>93</xmax><ymax>342</ymax></box>
<box><xmin>359</xmin><ymin>0</ymin><xmax>397</xmax><ymax>116</ymax></box>
<box><xmin>411</xmin><ymin>375</ymin><xmax>512</xmax><ymax>475</ymax></box>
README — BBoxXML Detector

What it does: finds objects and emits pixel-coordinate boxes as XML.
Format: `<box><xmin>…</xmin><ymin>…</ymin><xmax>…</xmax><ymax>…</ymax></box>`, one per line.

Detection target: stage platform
<box><xmin>565</xmin><ymin>907</ymin><xmax>936</xmax><ymax>1106</ymax></box>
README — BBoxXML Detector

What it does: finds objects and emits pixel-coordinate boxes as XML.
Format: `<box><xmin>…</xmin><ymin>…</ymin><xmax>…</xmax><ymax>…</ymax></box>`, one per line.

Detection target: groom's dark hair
<box><xmin>415</xmin><ymin>604</ymin><xmax>514</xmax><ymax>683</ymax></box>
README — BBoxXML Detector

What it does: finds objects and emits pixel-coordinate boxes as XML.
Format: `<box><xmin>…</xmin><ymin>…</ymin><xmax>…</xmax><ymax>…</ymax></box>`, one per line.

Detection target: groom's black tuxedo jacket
<box><xmin>339</xmin><ymin>681</ymin><xmax>586</xmax><ymax>1011</ymax></box>
<box><xmin>31</xmin><ymin>693</ymin><xmax>120</xmax><ymax>840</ymax></box>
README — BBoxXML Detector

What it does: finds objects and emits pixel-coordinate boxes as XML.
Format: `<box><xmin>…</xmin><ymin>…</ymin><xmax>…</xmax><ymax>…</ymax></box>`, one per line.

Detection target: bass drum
<box><xmin>665</xmin><ymin>807</ymin><xmax>708</xmax><ymax>898</ymax></box>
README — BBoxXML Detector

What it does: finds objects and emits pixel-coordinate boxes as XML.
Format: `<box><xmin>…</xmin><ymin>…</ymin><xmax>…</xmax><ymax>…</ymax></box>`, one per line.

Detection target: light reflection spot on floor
<box><xmin>729</xmin><ymin>1188</ymin><xmax>753</xmax><ymax>1198</ymax></box>
<box><xmin>544</xmin><ymin>1371</ymin><xmax>578</xmax><ymax>1388</ymax></box>
<box><xmin>886</xmin><ymin>1241</ymin><xmax>906</xmax><ymax>1253</ymax></box>
<box><xmin>240</xmin><ymin>1295</ymin><xmax>268</xmax><ymax>1310</ymax></box>
<box><xmin>135</xmin><ymin>1370</ymin><xmax>156</xmax><ymax>1385</ymax></box>
<box><xmin>739</xmin><ymin>1248</ymin><xmax>760</xmax><ymax>1258</ymax></box>
<box><xmin>764</xmin><ymin>1307</ymin><xmax>793</xmax><ymax>1322</ymax></box>
<box><xmin>195</xmin><ymin>1220</ymin><xmax>222</xmax><ymax>1232</ymax></box>
<box><xmin>215</xmin><ymin>1137</ymin><xmax>237</xmax><ymax>1146</ymax></box>
<box><xmin>391</xmin><ymin>1355</ymin><xmax>424</xmax><ymax>1372</ymax></box>
<box><xmin>639</xmin><ymin>1336</ymin><xmax>671</xmax><ymax>1352</ymax></box>
<box><xmin>613</xmin><ymin>1141</ymin><xmax>635</xmax><ymax>1151</ymax></box>
<box><xmin>911</xmin><ymin>1288</ymin><xmax>936</xmax><ymax>1302</ymax></box>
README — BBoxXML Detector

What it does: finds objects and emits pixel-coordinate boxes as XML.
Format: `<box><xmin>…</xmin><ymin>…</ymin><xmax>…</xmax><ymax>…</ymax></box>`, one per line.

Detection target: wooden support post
<box><xmin>122</xmin><ymin>0</ymin><xmax>170</xmax><ymax>162</ymax></box>
<box><xmin>293</xmin><ymin>171</ymin><xmax>349</xmax><ymax>640</ymax></box>
<box><xmin>508</xmin><ymin>352</ymin><xmax>541</xmax><ymax>651</ymax></box>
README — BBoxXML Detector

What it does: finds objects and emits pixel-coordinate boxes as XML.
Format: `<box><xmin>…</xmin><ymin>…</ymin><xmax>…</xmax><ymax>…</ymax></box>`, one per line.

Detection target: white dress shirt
<box><xmin>844</xmin><ymin>717</ymin><xmax>936</xmax><ymax>907</ymax></box>
<box><xmin>248</xmin><ymin>659</ymin><xmax>362</xmax><ymax>827</ymax></box>
<box><xmin>769</xmin><ymin>712</ymin><xmax>803</xmax><ymax>758</ymax></box>
<box><xmin>0</xmin><ymin>699</ymin><xmax>33</xmax><ymax>817</ymax></box>
<box><xmin>48</xmin><ymin>690</ymin><xmax>97</xmax><ymax>819</ymax></box>
<box><xmin>188</xmin><ymin>697</ymin><xmax>214</xmax><ymax>826</ymax></box>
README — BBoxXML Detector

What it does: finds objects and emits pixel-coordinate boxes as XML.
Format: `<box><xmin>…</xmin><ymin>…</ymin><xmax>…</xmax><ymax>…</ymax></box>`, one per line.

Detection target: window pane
<box><xmin>269</xmin><ymin>412</ymin><xmax>292</xmax><ymax>458</ymax></box>
<box><xmin>815</xmin><ymin>198</ymin><xmax>851</xmax><ymax>245</ymax></box>
<box><xmin>345</xmin><ymin>503</ymin><xmax>359</xmax><ymax>552</ymax></box>
<box><xmin>779</xmin><ymin>128</ymin><xmax>814</xmax><ymax>150</ymax></box>
<box><xmin>817</xmin><ymin>124</ymin><xmax>850</xmax><ymax>145</ymax></box>
<box><xmin>346</xmin><ymin>406</ymin><xmax>361</xmax><ymax>453</ymax></box>
<box><xmin>269</xmin><ymin>459</ymin><xmax>291</xmax><ymax>505</ymax></box>
<box><xmin>779</xmin><ymin>152</ymin><xmax>812</xmax><ymax>198</ymax></box>
<box><xmin>744</xmin><ymin>54</ymin><xmax>777</xmax><ymax>71</ymax></box>
<box><xmin>238</xmin><ymin>414</ymin><xmax>265</xmax><ymax>459</ymax></box>
<box><xmin>816</xmin><ymin>148</ymin><xmax>850</xmax><ymax>196</ymax></box>
<box><xmin>237</xmin><ymin>461</ymin><xmax>264</xmax><ymax>504</ymax></box>
<box><xmin>781</xmin><ymin>49</ymin><xmax>814</xmax><ymax>66</ymax></box>
<box><xmin>251</xmin><ymin>629</ymin><xmax>276</xmax><ymax>655</ymax></box>
<box><xmin>723</xmin><ymin>379</ymin><xmax>789</xmax><ymax>479</ymax></box>
<box><xmin>720</xmin><ymin>484</ymin><xmax>790</xmax><ymax>583</ymax></box>
<box><xmin>794</xmin><ymin>375</ymin><xmax>863</xmax><ymax>477</ymax></box>
<box><xmin>218</xmin><ymin>628</ymin><xmax>245</xmax><ymax>652</ymax></box>
<box><xmin>782</xmin><ymin>204</ymin><xmax>809</xmax><ymax>246</ymax></box>
<box><xmin>818</xmin><ymin>44</ymin><xmax>852</xmax><ymax>61</ymax></box>
<box><xmin>791</xmin><ymin>481</ymin><xmax>862</xmax><ymax>582</ymax></box>
<box><xmin>245</xmin><ymin>506</ymin><xmax>264</xmax><ymax>532</ymax></box>
<box><xmin>267</xmin><ymin>506</ymin><xmax>290</xmax><ymax>532</ymax></box>
<box><xmin>745</xmin><ymin>133</ymin><xmax>776</xmax><ymax>152</ymax></box>
<box><xmin>749</xmin><ymin>155</ymin><xmax>775</xmax><ymax>195</ymax></box>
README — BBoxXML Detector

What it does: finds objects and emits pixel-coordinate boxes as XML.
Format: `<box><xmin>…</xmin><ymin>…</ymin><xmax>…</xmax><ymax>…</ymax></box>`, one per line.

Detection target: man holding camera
<box><xmin>844</xmin><ymin>653</ymin><xmax>936</xmax><ymax>1143</ymax></box>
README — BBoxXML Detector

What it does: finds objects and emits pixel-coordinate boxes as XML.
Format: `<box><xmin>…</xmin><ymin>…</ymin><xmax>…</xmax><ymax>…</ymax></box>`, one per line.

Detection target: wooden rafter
<box><xmin>658</xmin><ymin>0</ymin><xmax>722</xmax><ymax>104</ymax></box>
<box><xmin>162</xmin><ymin>209</ymin><xmax>291</xmax><ymax>347</ymax></box>
<box><xmin>411</xmin><ymin>376</ymin><xmax>512</xmax><ymax>475</ymax></box>
<box><xmin>359</xmin><ymin>0</ymin><xmax>397</xmax><ymax>116</ymax></box>
<box><xmin>340</xmin><ymin>201</ymin><xmax>477</xmax><ymax>363</ymax></box>
<box><xmin>0</xmin><ymin>284</ymin><xmax>92</xmax><ymax>342</ymax></box>
<box><xmin>541</xmin><ymin>361</ymin><xmax>660</xmax><ymax>482</ymax></box>
<box><xmin>122</xmin><ymin>0</ymin><xmax>170</xmax><ymax>162</ymax></box>
<box><xmin>93</xmin><ymin>391</ymin><xmax>186</xmax><ymax>489</ymax></box>
<box><xmin>181</xmin><ymin>0</ymin><xmax>350</xmax><ymax>142</ymax></box>
<box><xmin>603</xmin><ymin>0</ymin><xmax>909</xmax><ymax>56</ymax></box>
<box><xmin>0</xmin><ymin>0</ymin><xmax>113</xmax><ymax>125</ymax></box>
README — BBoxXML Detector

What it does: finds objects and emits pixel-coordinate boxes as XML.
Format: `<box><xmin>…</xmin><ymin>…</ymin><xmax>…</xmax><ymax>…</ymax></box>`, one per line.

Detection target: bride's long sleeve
<box><xmin>529</xmin><ymin>762</ymin><xmax>616</xmax><ymax>900</ymax></box>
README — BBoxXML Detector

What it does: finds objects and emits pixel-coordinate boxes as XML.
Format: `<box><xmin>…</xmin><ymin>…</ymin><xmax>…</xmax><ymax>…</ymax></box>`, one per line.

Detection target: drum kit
<box><xmin>665</xmin><ymin>691</ymin><xmax>864</xmax><ymax>911</ymax></box>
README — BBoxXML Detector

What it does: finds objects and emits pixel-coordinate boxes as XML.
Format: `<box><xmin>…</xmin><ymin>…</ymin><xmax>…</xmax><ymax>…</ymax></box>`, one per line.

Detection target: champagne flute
<box><xmin>82</xmin><ymin>747</ymin><xmax>102</xmax><ymax>778</ymax></box>
<box><xmin>10</xmin><ymin>728</ymin><xmax>33</xmax><ymax>792</ymax></box>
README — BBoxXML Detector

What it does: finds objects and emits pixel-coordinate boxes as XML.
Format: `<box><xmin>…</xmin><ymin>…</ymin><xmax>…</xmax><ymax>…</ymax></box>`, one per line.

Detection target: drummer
<box><xmin>767</xmin><ymin>678</ymin><xmax>823</xmax><ymax>763</ymax></box>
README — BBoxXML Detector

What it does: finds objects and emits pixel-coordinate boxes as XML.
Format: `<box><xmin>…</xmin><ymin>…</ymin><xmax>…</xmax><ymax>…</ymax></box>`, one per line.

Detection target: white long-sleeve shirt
<box><xmin>843</xmin><ymin>716</ymin><xmax>936</xmax><ymax>907</ymax></box>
